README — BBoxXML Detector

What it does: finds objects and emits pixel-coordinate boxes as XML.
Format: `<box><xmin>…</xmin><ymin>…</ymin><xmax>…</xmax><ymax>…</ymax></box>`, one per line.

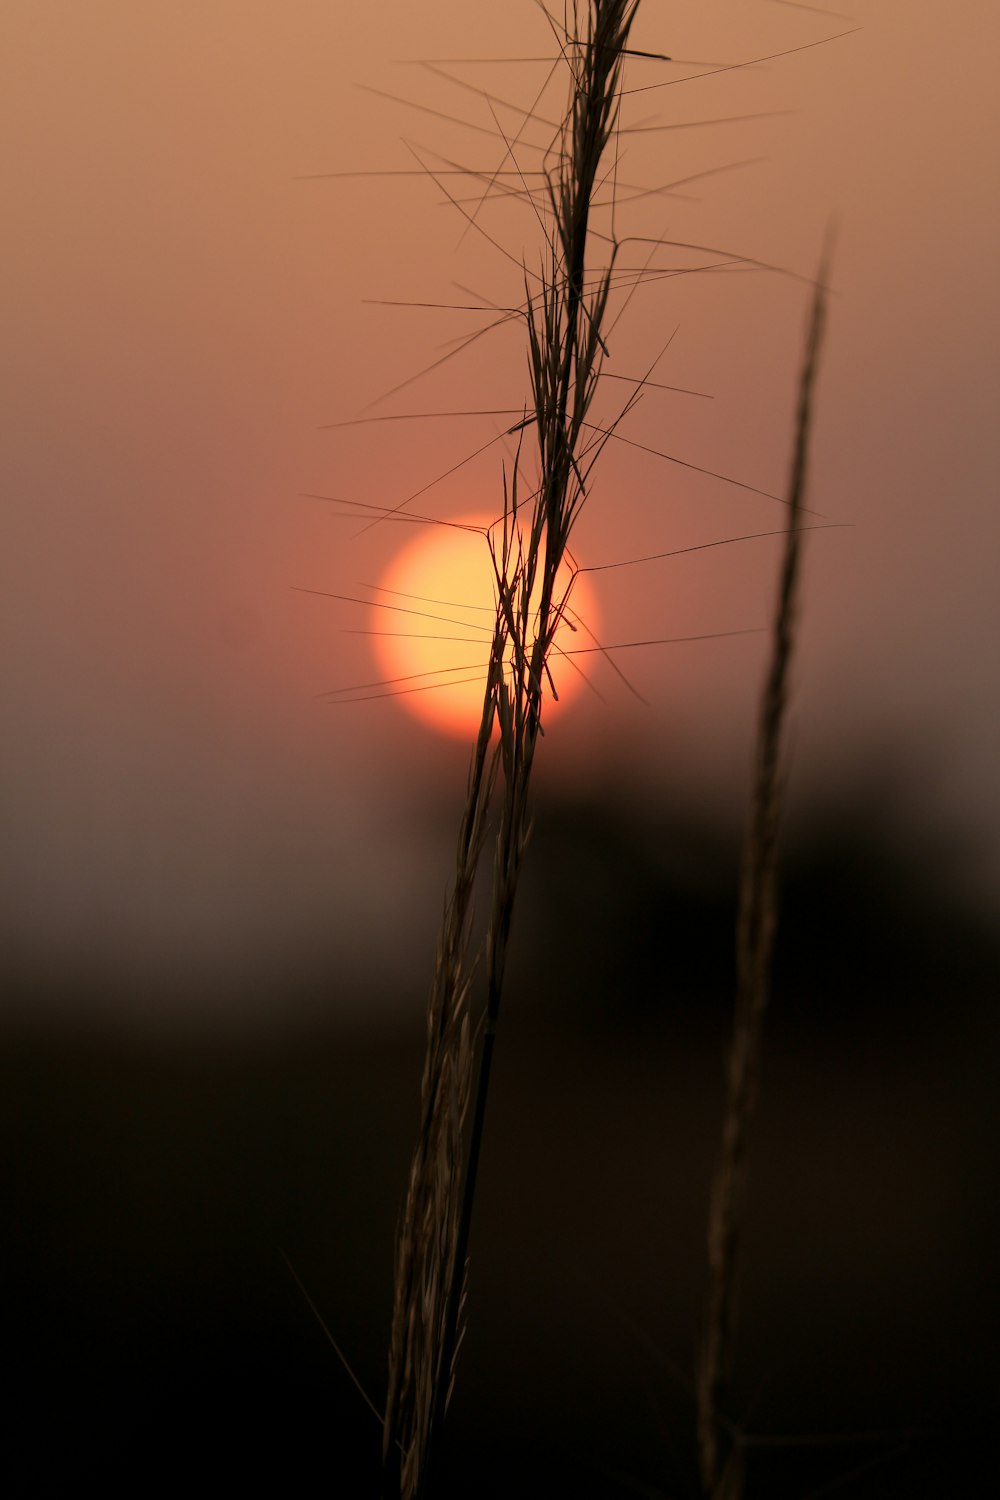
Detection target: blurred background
<box><xmin>2</xmin><ymin>1</ymin><xmax>997</xmax><ymax>1494</ymax></box>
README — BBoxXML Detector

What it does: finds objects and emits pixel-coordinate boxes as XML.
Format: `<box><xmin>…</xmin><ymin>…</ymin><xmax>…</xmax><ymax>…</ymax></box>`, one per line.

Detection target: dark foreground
<box><xmin>5</xmin><ymin>794</ymin><xmax>997</xmax><ymax>1497</ymax></box>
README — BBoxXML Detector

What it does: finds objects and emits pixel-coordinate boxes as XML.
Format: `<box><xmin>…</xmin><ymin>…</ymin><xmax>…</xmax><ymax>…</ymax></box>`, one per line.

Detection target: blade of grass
<box><xmin>696</xmin><ymin>237</ymin><xmax>832</xmax><ymax>1500</ymax></box>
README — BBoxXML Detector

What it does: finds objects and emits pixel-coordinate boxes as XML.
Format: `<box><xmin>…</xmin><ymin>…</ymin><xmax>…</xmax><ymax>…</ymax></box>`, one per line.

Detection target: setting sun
<box><xmin>370</xmin><ymin>515</ymin><xmax>598</xmax><ymax>739</ymax></box>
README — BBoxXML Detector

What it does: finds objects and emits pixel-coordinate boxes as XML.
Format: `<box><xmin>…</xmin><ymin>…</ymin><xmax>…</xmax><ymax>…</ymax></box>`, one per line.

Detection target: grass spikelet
<box><xmin>382</xmin><ymin>5</ymin><xmax>640</xmax><ymax>1495</ymax></box>
<box><xmin>696</xmin><ymin>239</ymin><xmax>832</xmax><ymax>1500</ymax></box>
<box><xmin>382</xmin><ymin>656</ymin><xmax>502</xmax><ymax>1500</ymax></box>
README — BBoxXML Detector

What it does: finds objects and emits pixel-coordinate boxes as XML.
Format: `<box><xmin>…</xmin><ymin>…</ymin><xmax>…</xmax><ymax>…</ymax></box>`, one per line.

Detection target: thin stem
<box><xmin>696</xmin><ymin>240</ymin><xmax>832</xmax><ymax>1500</ymax></box>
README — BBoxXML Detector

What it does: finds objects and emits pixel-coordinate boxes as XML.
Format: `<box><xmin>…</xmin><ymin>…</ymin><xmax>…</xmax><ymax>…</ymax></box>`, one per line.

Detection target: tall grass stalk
<box><xmin>382</xmin><ymin>4</ymin><xmax>640</xmax><ymax>1496</ymax></box>
<box><xmin>696</xmin><ymin>246</ymin><xmax>831</xmax><ymax>1500</ymax></box>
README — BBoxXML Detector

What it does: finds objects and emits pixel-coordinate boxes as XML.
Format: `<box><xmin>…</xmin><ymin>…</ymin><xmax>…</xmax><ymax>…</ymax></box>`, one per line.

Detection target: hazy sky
<box><xmin>2</xmin><ymin>1</ymin><xmax>997</xmax><ymax>1021</ymax></box>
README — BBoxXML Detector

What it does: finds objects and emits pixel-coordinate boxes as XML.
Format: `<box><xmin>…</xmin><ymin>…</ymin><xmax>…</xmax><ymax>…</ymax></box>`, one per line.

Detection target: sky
<box><xmin>2</xmin><ymin>0</ymin><xmax>998</xmax><ymax>1025</ymax></box>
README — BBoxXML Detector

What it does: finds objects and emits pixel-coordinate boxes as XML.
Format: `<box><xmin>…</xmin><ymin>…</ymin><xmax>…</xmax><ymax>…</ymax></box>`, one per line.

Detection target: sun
<box><xmin>370</xmin><ymin>514</ymin><xmax>599</xmax><ymax>739</ymax></box>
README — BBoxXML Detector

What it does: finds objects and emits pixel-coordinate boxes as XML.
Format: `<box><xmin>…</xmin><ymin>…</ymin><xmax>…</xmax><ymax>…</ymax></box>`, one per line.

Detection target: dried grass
<box><xmin>382</xmin><ymin>6</ymin><xmax>640</xmax><ymax>1497</ymax></box>
<box><xmin>368</xmin><ymin>6</ymin><xmax>837</xmax><ymax>1496</ymax></box>
<box><xmin>697</xmin><ymin>244</ymin><xmax>831</xmax><ymax>1500</ymax></box>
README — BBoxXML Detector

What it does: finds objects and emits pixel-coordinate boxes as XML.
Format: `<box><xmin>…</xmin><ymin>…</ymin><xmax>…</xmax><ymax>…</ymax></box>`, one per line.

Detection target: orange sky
<box><xmin>1</xmin><ymin>1</ymin><xmax>997</xmax><ymax>1019</ymax></box>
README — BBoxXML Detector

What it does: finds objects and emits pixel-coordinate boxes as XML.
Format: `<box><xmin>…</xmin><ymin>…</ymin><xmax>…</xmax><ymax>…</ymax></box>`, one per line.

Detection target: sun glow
<box><xmin>371</xmin><ymin>514</ymin><xmax>599</xmax><ymax>739</ymax></box>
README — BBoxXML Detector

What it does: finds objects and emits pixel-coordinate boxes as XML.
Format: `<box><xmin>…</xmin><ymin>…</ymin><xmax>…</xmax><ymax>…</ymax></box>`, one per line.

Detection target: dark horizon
<box><xmin>6</xmin><ymin>788</ymin><xmax>997</xmax><ymax>1496</ymax></box>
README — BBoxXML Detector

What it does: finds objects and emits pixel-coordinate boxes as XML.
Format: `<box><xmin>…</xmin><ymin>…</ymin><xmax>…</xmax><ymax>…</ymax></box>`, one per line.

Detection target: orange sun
<box><xmin>371</xmin><ymin>515</ymin><xmax>599</xmax><ymax>739</ymax></box>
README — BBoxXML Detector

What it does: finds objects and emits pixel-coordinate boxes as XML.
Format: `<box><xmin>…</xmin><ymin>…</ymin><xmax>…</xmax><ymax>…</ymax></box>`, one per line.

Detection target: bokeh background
<box><xmin>2</xmin><ymin>2</ymin><xmax>997</xmax><ymax>1495</ymax></box>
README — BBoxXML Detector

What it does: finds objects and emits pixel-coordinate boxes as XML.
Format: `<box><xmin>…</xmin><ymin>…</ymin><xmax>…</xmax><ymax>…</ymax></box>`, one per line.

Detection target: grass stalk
<box><xmin>382</xmin><ymin>5</ymin><xmax>640</xmax><ymax>1495</ymax></box>
<box><xmin>381</xmin><ymin>663</ymin><xmax>502</xmax><ymax>1500</ymax></box>
<box><xmin>696</xmin><ymin>243</ymin><xmax>832</xmax><ymax>1500</ymax></box>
